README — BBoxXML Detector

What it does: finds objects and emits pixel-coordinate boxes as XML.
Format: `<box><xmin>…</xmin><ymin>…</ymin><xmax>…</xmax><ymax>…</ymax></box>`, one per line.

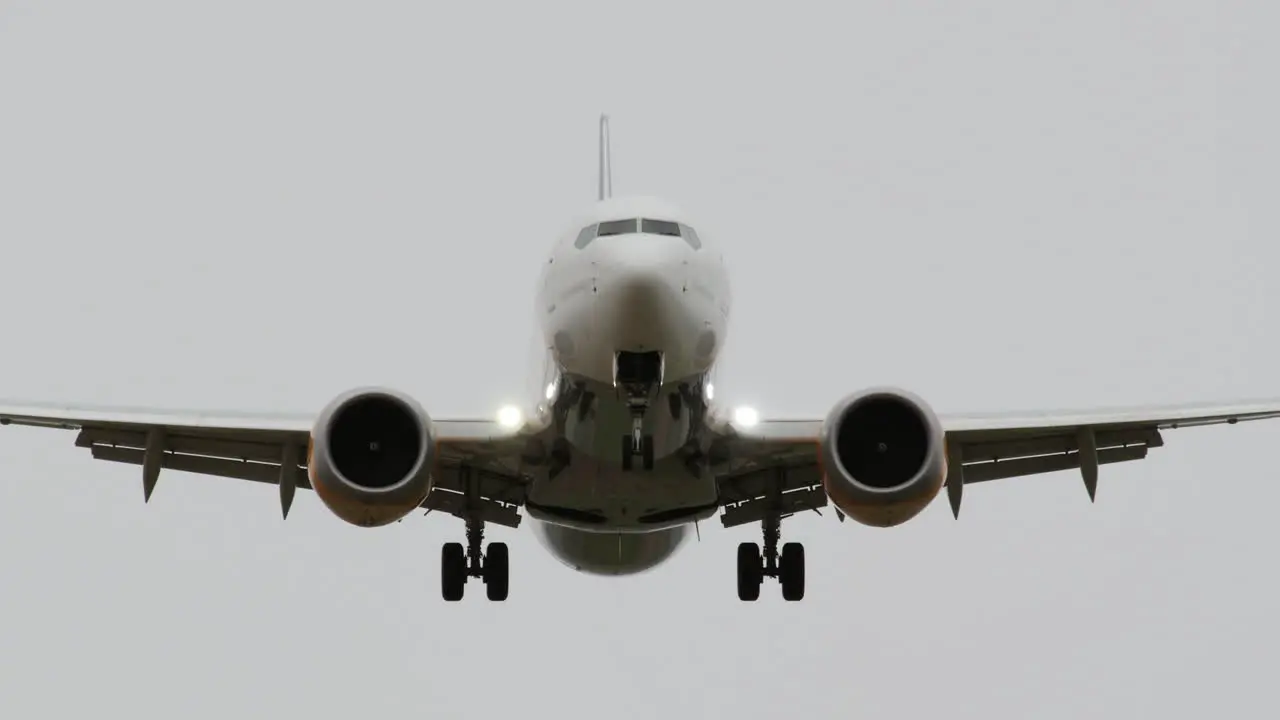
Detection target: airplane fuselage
<box><xmin>526</xmin><ymin>195</ymin><xmax>733</xmax><ymax>575</ymax></box>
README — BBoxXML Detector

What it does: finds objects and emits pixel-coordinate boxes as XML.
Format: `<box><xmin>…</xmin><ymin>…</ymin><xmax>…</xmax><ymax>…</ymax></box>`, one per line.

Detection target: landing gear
<box><xmin>779</xmin><ymin>542</ymin><xmax>805</xmax><ymax>602</ymax></box>
<box><xmin>613</xmin><ymin>350</ymin><xmax>662</xmax><ymax>472</ymax></box>
<box><xmin>737</xmin><ymin>542</ymin><xmax>763</xmax><ymax>601</ymax></box>
<box><xmin>440</xmin><ymin>519</ymin><xmax>509</xmax><ymax>602</ymax></box>
<box><xmin>672</xmin><ymin>383</ymin><xmax>705</xmax><ymax>425</ymax></box>
<box><xmin>735</xmin><ymin>519</ymin><xmax>805</xmax><ymax>601</ymax></box>
<box><xmin>736</xmin><ymin>471</ymin><xmax>806</xmax><ymax>601</ymax></box>
<box><xmin>484</xmin><ymin>540</ymin><xmax>510</xmax><ymax>601</ymax></box>
<box><xmin>441</xmin><ymin>542</ymin><xmax>466</xmax><ymax>601</ymax></box>
<box><xmin>620</xmin><ymin>422</ymin><xmax>655</xmax><ymax>471</ymax></box>
<box><xmin>441</xmin><ymin>466</ymin><xmax>510</xmax><ymax>602</ymax></box>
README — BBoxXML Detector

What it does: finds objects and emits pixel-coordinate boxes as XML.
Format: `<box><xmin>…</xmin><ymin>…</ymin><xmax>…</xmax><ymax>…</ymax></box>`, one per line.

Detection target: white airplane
<box><xmin>4</xmin><ymin>115</ymin><xmax>1280</xmax><ymax>603</ymax></box>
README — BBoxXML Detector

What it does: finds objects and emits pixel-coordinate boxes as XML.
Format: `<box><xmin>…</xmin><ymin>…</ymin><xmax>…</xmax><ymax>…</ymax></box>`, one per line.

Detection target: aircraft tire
<box><xmin>485</xmin><ymin>542</ymin><xmax>510</xmax><ymax>602</ymax></box>
<box><xmin>737</xmin><ymin>542</ymin><xmax>762</xmax><ymax>601</ymax></box>
<box><xmin>442</xmin><ymin>542</ymin><xmax>466</xmax><ymax>601</ymax></box>
<box><xmin>779</xmin><ymin>542</ymin><xmax>805</xmax><ymax>601</ymax></box>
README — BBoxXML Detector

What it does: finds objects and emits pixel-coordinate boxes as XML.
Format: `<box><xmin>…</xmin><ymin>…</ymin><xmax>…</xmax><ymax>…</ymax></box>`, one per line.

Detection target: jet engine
<box><xmin>308</xmin><ymin>387</ymin><xmax>437</xmax><ymax>527</ymax></box>
<box><xmin>819</xmin><ymin>388</ymin><xmax>947</xmax><ymax>527</ymax></box>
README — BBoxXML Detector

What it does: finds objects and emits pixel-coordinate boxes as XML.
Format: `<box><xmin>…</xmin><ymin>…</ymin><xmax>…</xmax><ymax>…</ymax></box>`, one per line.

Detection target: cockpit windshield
<box><xmin>597</xmin><ymin>219</ymin><xmax>639</xmax><ymax>237</ymax></box>
<box><xmin>678</xmin><ymin>223</ymin><xmax>702</xmax><ymax>249</ymax></box>
<box><xmin>640</xmin><ymin>218</ymin><xmax>681</xmax><ymax>237</ymax></box>
<box><xmin>573</xmin><ymin>217</ymin><xmax>703</xmax><ymax>250</ymax></box>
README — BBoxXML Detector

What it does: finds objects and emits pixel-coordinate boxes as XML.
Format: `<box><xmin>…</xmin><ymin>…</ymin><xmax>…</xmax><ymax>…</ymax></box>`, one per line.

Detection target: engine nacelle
<box><xmin>308</xmin><ymin>387</ymin><xmax>437</xmax><ymax>527</ymax></box>
<box><xmin>819</xmin><ymin>387</ymin><xmax>947</xmax><ymax>528</ymax></box>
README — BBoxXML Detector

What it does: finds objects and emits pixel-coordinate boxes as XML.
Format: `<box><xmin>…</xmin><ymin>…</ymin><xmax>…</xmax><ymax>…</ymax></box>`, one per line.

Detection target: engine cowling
<box><xmin>308</xmin><ymin>387</ymin><xmax>437</xmax><ymax>527</ymax></box>
<box><xmin>819</xmin><ymin>388</ymin><xmax>947</xmax><ymax>528</ymax></box>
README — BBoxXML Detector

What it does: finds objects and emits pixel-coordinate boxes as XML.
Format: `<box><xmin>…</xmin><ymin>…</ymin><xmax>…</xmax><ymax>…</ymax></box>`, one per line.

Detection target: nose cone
<box><xmin>597</xmin><ymin>235</ymin><xmax>690</xmax><ymax>353</ymax></box>
<box><xmin>611</xmin><ymin>260</ymin><xmax>679</xmax><ymax>321</ymax></box>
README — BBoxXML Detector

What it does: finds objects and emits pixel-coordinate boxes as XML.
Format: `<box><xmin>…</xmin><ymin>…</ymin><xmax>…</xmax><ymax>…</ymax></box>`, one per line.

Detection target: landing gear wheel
<box><xmin>779</xmin><ymin>542</ymin><xmax>805</xmax><ymax>601</ymax></box>
<box><xmin>621</xmin><ymin>435</ymin><xmax>655</xmax><ymax>471</ymax></box>
<box><xmin>441</xmin><ymin>542</ymin><xmax>466</xmax><ymax>602</ymax></box>
<box><xmin>484</xmin><ymin>542</ymin><xmax>510</xmax><ymax>602</ymax></box>
<box><xmin>737</xmin><ymin>542</ymin><xmax>763</xmax><ymax>601</ymax></box>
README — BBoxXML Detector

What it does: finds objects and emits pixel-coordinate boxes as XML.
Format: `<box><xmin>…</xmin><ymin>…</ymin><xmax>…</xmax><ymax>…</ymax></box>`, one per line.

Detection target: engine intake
<box><xmin>309</xmin><ymin>388</ymin><xmax>436</xmax><ymax>527</ymax></box>
<box><xmin>328</xmin><ymin>394</ymin><xmax>424</xmax><ymax>490</ymax></box>
<box><xmin>820</xmin><ymin>388</ymin><xmax>947</xmax><ymax>527</ymax></box>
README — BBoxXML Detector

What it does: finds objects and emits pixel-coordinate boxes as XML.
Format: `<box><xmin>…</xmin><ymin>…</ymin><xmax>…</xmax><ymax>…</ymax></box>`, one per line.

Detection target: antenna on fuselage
<box><xmin>597</xmin><ymin>113</ymin><xmax>613</xmax><ymax>201</ymax></box>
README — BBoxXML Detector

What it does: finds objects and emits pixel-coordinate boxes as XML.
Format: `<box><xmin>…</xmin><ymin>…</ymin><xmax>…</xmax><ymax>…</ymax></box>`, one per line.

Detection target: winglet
<box><xmin>597</xmin><ymin>113</ymin><xmax>613</xmax><ymax>201</ymax></box>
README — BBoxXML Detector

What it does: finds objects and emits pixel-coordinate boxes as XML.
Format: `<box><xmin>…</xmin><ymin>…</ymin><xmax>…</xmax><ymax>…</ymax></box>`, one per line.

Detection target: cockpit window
<box><xmin>597</xmin><ymin>219</ymin><xmax>639</xmax><ymax>237</ymax></box>
<box><xmin>576</xmin><ymin>217</ymin><xmax>701</xmax><ymax>249</ymax></box>
<box><xmin>574</xmin><ymin>223</ymin><xmax>598</xmax><ymax>249</ymax></box>
<box><xmin>640</xmin><ymin>218</ymin><xmax>681</xmax><ymax>237</ymax></box>
<box><xmin>679</xmin><ymin>223</ymin><xmax>703</xmax><ymax>250</ymax></box>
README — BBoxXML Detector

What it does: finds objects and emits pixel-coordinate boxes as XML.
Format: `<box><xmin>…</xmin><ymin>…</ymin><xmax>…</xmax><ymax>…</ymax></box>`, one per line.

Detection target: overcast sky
<box><xmin>1</xmin><ymin>1</ymin><xmax>1277</xmax><ymax>718</ymax></box>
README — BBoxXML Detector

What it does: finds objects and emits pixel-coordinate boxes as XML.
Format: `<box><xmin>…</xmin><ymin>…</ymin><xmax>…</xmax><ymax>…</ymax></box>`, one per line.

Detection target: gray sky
<box><xmin>1</xmin><ymin>1</ymin><xmax>1277</xmax><ymax>717</ymax></box>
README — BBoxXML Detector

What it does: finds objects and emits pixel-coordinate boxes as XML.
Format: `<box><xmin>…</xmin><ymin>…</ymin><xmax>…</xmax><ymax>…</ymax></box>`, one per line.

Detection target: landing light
<box><xmin>545</xmin><ymin>379</ymin><xmax>559</xmax><ymax>401</ymax></box>
<box><xmin>704</xmin><ymin>382</ymin><xmax>715</xmax><ymax>401</ymax></box>
<box><xmin>497</xmin><ymin>405</ymin><xmax>524</xmax><ymax>429</ymax></box>
<box><xmin>732</xmin><ymin>406</ymin><xmax>759</xmax><ymax>428</ymax></box>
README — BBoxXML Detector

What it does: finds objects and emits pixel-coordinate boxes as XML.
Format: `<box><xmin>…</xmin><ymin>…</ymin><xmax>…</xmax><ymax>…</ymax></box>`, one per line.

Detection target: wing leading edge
<box><xmin>0</xmin><ymin>399</ymin><xmax>536</xmax><ymax>526</ymax></box>
<box><xmin>711</xmin><ymin>397</ymin><xmax>1280</xmax><ymax>525</ymax></box>
<box><xmin>7</xmin><ymin>395</ymin><xmax>1280</xmax><ymax>529</ymax></box>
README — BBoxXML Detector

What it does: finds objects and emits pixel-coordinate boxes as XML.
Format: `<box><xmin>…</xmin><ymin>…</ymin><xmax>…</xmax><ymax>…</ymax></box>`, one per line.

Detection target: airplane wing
<box><xmin>710</xmin><ymin>398</ymin><xmax>1280</xmax><ymax>527</ymax></box>
<box><xmin>0</xmin><ymin>400</ymin><xmax>536</xmax><ymax>526</ymax></box>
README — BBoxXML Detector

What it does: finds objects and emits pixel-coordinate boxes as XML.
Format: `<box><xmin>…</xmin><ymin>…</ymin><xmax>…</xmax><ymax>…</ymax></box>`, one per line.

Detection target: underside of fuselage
<box><xmin>528</xmin><ymin>373</ymin><xmax>719</xmax><ymax>575</ymax></box>
<box><xmin>533</xmin><ymin>376</ymin><xmax>716</xmax><ymax>513</ymax></box>
<box><xmin>533</xmin><ymin>521</ymin><xmax>691</xmax><ymax>576</ymax></box>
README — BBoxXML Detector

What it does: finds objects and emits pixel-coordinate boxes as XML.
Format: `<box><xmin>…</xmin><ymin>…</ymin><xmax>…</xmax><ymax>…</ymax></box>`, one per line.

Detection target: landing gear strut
<box><xmin>736</xmin><ymin>471</ymin><xmax>805</xmax><ymax>602</ymax></box>
<box><xmin>621</xmin><ymin>408</ymin><xmax>655</xmax><ymax>471</ymax></box>
<box><xmin>441</xmin><ymin>466</ymin><xmax>509</xmax><ymax>602</ymax></box>
<box><xmin>614</xmin><ymin>350</ymin><xmax>662</xmax><ymax>472</ymax></box>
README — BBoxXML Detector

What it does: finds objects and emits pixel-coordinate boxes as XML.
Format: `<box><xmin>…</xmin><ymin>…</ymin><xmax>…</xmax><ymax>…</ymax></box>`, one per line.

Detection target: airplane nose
<box><xmin>608</xmin><ymin>264</ymin><xmax>678</xmax><ymax>321</ymax></box>
<box><xmin>613</xmin><ymin>273</ymin><xmax>670</xmax><ymax>322</ymax></box>
<box><xmin>597</xmin><ymin>238</ymin><xmax>688</xmax><ymax>352</ymax></box>
<box><xmin>603</xmin><ymin>235</ymin><xmax>684</xmax><ymax>292</ymax></box>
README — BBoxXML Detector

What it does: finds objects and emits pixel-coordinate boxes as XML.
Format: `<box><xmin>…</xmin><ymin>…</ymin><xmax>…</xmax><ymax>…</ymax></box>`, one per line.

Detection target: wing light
<box><xmin>732</xmin><ymin>406</ymin><xmax>760</xmax><ymax>428</ymax></box>
<box><xmin>497</xmin><ymin>405</ymin><xmax>524</xmax><ymax>429</ymax></box>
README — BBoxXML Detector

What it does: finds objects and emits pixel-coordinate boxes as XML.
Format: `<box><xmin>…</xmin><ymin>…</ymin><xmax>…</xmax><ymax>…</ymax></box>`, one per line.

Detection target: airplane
<box><xmin>4</xmin><ymin>114</ymin><xmax>1280</xmax><ymax>603</ymax></box>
